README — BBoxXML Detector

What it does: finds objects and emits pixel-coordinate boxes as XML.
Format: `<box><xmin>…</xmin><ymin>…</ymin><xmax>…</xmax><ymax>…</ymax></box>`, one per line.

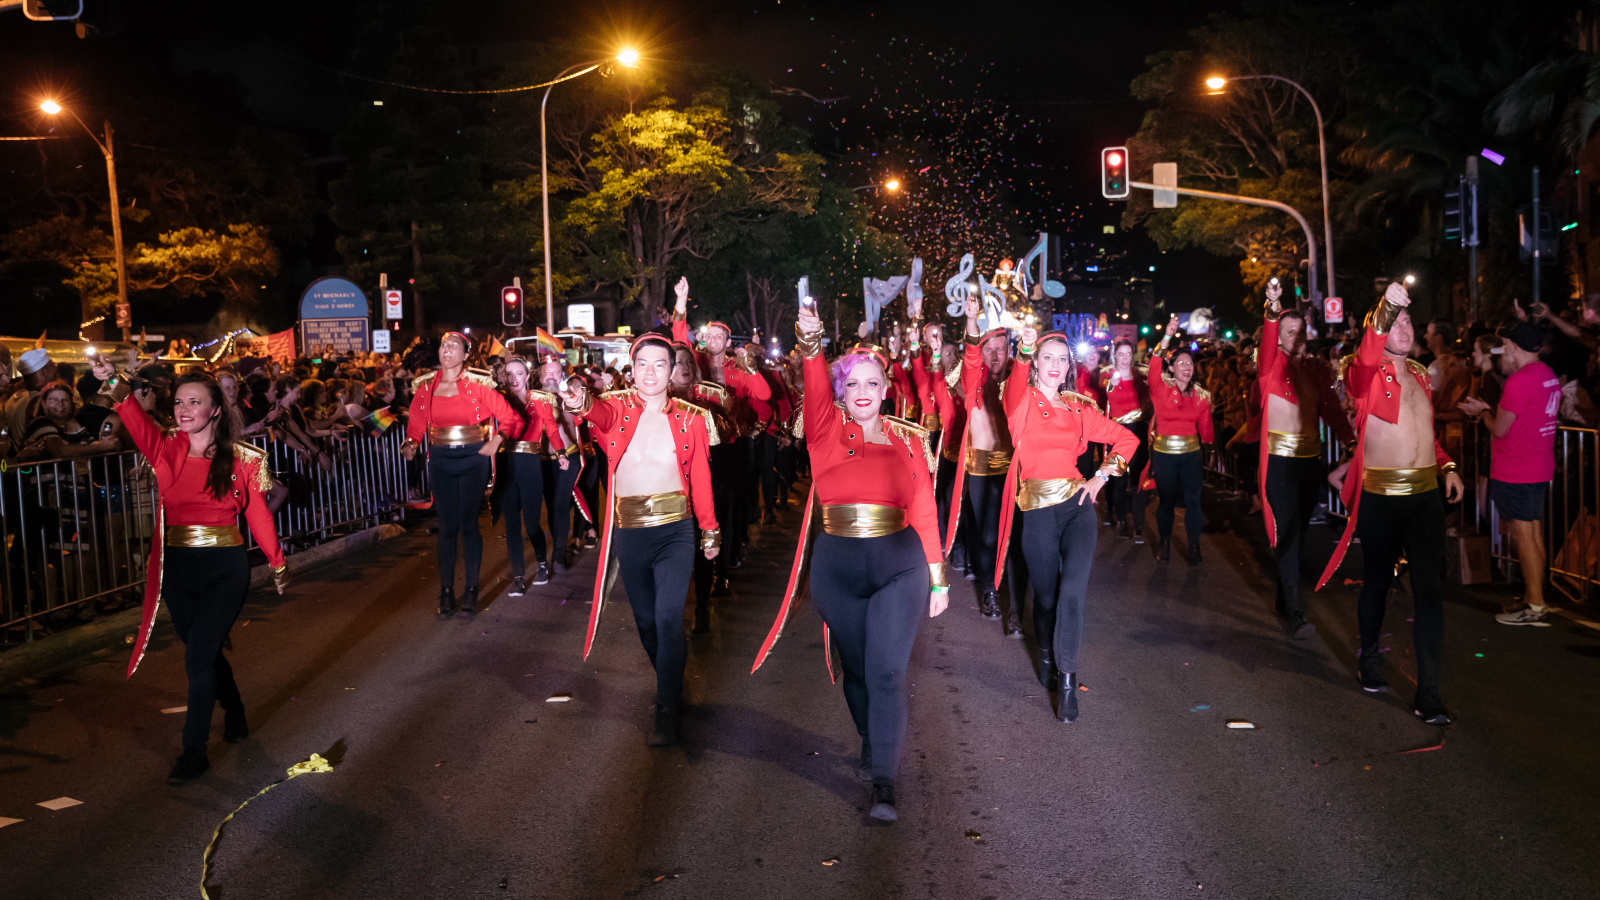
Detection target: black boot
<box><xmin>1157</xmin><ymin>537</ymin><xmax>1171</xmax><ymax>561</ymax></box>
<box><xmin>457</xmin><ymin>586</ymin><xmax>479</xmax><ymax>619</ymax></box>
<box><xmin>856</xmin><ymin>739</ymin><xmax>873</xmax><ymax>783</ymax></box>
<box><xmin>1003</xmin><ymin>606</ymin><xmax>1023</xmax><ymax>639</ymax></box>
<box><xmin>1114</xmin><ymin>517</ymin><xmax>1129</xmax><ymax>539</ymax></box>
<box><xmin>1187</xmin><ymin>541</ymin><xmax>1203</xmax><ymax>566</ymax></box>
<box><xmin>1036</xmin><ymin>649</ymin><xmax>1055</xmax><ymax>688</ymax></box>
<box><xmin>978</xmin><ymin>590</ymin><xmax>1000</xmax><ymax>619</ymax></box>
<box><xmin>868</xmin><ymin>781</ymin><xmax>898</xmax><ymax>822</ymax></box>
<box><xmin>223</xmin><ymin>707</ymin><xmax>249</xmax><ymax>744</ymax></box>
<box><xmin>167</xmin><ymin>747</ymin><xmax>209</xmax><ymax>784</ymax></box>
<box><xmin>436</xmin><ymin>587</ymin><xmax>456</xmax><ymax>620</ymax></box>
<box><xmin>646</xmin><ymin>703</ymin><xmax>679</xmax><ymax>746</ymax></box>
<box><xmin>692</xmin><ymin>604</ymin><xmax>711</xmax><ymax>634</ymax></box>
<box><xmin>1056</xmin><ymin>671</ymin><xmax>1080</xmax><ymax>723</ymax></box>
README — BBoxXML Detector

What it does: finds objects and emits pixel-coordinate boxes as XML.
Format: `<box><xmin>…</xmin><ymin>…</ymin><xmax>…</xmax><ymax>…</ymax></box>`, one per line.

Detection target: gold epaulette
<box><xmin>698</xmin><ymin>382</ymin><xmax>729</xmax><ymax>404</ymax></box>
<box><xmin>1336</xmin><ymin>354</ymin><xmax>1355</xmax><ymax>384</ymax></box>
<box><xmin>232</xmin><ymin>442</ymin><xmax>274</xmax><ymax>492</ymax></box>
<box><xmin>463</xmin><ymin>368</ymin><xmax>497</xmax><ymax>388</ymax></box>
<box><xmin>600</xmin><ymin>388</ymin><xmax>637</xmax><ymax>402</ymax></box>
<box><xmin>673</xmin><ymin>397</ymin><xmax>721</xmax><ymax>447</ymax></box>
<box><xmin>1406</xmin><ymin>358</ymin><xmax>1430</xmax><ymax>379</ymax></box>
<box><xmin>412</xmin><ymin>371</ymin><xmax>436</xmax><ymax>392</ymax></box>
<box><xmin>527</xmin><ymin>389</ymin><xmax>558</xmax><ymax>408</ymax></box>
<box><xmin>944</xmin><ymin>365</ymin><xmax>961</xmax><ymax>390</ymax></box>
<box><xmin>883</xmin><ymin>414</ymin><xmax>937</xmax><ymax>476</ymax></box>
<box><xmin>1193</xmin><ymin>384</ymin><xmax>1213</xmax><ymax>404</ymax></box>
<box><xmin>1060</xmin><ymin>389</ymin><xmax>1096</xmax><ymax>407</ymax></box>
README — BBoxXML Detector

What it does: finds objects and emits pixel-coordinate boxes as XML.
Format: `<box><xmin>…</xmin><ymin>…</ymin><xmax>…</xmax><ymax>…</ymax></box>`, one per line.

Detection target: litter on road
<box><xmin>1225</xmin><ymin>720</ymin><xmax>1255</xmax><ymax>730</ymax></box>
<box><xmin>0</xmin><ymin>817</ymin><xmax>22</xmax><ymax>828</ymax></box>
<box><xmin>161</xmin><ymin>706</ymin><xmax>187</xmax><ymax>714</ymax></box>
<box><xmin>37</xmin><ymin>797</ymin><xmax>82</xmax><ymax>810</ymax></box>
<box><xmin>546</xmin><ymin>694</ymin><xmax>572</xmax><ymax>703</ymax></box>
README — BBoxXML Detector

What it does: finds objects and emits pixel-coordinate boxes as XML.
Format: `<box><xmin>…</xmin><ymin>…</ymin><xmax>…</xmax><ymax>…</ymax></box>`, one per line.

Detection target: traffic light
<box><xmin>1443</xmin><ymin>179</ymin><xmax>1463</xmax><ymax>241</ymax></box>
<box><xmin>501</xmin><ymin>285</ymin><xmax>524</xmax><ymax>327</ymax></box>
<box><xmin>1101</xmin><ymin>146</ymin><xmax>1129</xmax><ymax>200</ymax></box>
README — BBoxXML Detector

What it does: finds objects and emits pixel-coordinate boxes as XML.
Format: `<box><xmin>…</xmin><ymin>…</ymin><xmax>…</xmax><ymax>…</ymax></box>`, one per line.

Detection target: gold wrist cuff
<box><xmin>795</xmin><ymin>323</ymin><xmax>823</xmax><ymax>358</ymax></box>
<box><xmin>964</xmin><ymin>332</ymin><xmax>983</xmax><ymax>347</ymax></box>
<box><xmin>671</xmin><ymin>310</ymin><xmax>686</xmax><ymax>323</ymax></box>
<box><xmin>99</xmin><ymin>367</ymin><xmax>133</xmax><ymax>403</ymax></box>
<box><xmin>1439</xmin><ymin>461</ymin><xmax>1458</xmax><ymax>474</ymax></box>
<box><xmin>929</xmin><ymin>562</ymin><xmax>948</xmax><ymax>589</ymax></box>
<box><xmin>1368</xmin><ymin>299</ymin><xmax>1401</xmax><ymax>335</ymax></box>
<box><xmin>1263</xmin><ymin>306</ymin><xmax>1282</xmax><ymax>323</ymax></box>
<box><xmin>1100</xmin><ymin>452</ymin><xmax>1128</xmax><ymax>476</ymax></box>
<box><xmin>700</xmin><ymin>527</ymin><xmax>721</xmax><ymax>551</ymax></box>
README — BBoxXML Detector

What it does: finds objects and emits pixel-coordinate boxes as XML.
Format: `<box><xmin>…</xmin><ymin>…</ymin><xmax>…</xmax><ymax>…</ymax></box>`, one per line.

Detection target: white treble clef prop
<box><xmin>944</xmin><ymin>253</ymin><xmax>976</xmax><ymax>318</ymax></box>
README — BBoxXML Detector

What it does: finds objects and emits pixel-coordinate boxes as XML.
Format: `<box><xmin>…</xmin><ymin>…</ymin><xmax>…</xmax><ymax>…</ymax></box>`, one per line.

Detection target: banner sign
<box><xmin>302</xmin><ymin>318</ymin><xmax>370</xmax><ymax>354</ymax></box>
<box><xmin>299</xmin><ymin>276</ymin><xmax>369</xmax><ymax>320</ymax></box>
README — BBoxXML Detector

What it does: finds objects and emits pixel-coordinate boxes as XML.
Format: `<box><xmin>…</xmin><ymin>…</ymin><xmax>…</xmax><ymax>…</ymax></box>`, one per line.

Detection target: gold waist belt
<box><xmin>821</xmin><ymin>504</ymin><xmax>907</xmax><ymax>538</ymax></box>
<box><xmin>1017</xmin><ymin>477</ymin><xmax>1086</xmax><ymax>511</ymax></box>
<box><xmin>921</xmin><ymin>413</ymin><xmax>941</xmax><ymax>430</ymax></box>
<box><xmin>965</xmin><ymin>447</ymin><xmax>1012</xmax><ymax>476</ymax></box>
<box><xmin>1113</xmin><ymin>408</ymin><xmax>1144</xmax><ymax>425</ymax></box>
<box><xmin>166</xmin><ymin>525</ymin><xmax>243</xmax><ymax>548</ymax></box>
<box><xmin>1152</xmin><ymin>433</ymin><xmax>1201</xmax><ymax>455</ymax></box>
<box><xmin>508</xmin><ymin>441</ymin><xmax>543</xmax><ymax>454</ymax></box>
<box><xmin>1267</xmin><ymin>430</ymin><xmax>1322</xmax><ymax>459</ymax></box>
<box><xmin>1362</xmin><ymin>466</ymin><xmax>1438</xmax><ymax>496</ymax></box>
<box><xmin>428</xmin><ymin>423</ymin><xmax>490</xmax><ymax>446</ymax></box>
<box><xmin>614</xmin><ymin>491</ymin><xmax>690</xmax><ymax>529</ymax></box>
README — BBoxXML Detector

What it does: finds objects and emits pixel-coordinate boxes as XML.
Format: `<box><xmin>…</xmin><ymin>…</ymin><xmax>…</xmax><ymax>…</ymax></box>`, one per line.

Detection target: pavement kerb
<box><xmin>0</xmin><ymin>521</ymin><xmax>409</xmax><ymax>688</ymax></box>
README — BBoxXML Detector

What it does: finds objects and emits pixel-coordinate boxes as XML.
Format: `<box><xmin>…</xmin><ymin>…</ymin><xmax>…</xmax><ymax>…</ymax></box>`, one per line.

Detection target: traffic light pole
<box><xmin>1128</xmin><ymin>180</ymin><xmax>1319</xmax><ymax>304</ymax></box>
<box><xmin>1532</xmin><ymin>165</ymin><xmax>1541</xmax><ymax>309</ymax></box>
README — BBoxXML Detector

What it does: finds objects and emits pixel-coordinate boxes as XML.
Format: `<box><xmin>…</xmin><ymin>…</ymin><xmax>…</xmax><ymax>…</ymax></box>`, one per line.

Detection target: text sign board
<box><xmin>1324</xmin><ymin>296</ymin><xmax>1344</xmax><ymax>324</ymax></box>
<box><xmin>302</xmin><ymin>317</ymin><xmax>370</xmax><ymax>354</ymax></box>
<box><xmin>372</xmin><ymin>329</ymin><xmax>391</xmax><ymax>354</ymax></box>
<box><xmin>384</xmin><ymin>289</ymin><xmax>403</xmax><ymax>320</ymax></box>
<box><xmin>567</xmin><ymin>302</ymin><xmax>596</xmax><ymax>334</ymax></box>
<box><xmin>299</xmin><ymin>276</ymin><xmax>370</xmax><ymax>320</ymax></box>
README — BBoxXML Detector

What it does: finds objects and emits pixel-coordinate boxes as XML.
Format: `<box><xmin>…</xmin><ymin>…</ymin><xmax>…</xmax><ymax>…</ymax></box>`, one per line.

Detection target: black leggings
<box><xmin>1265</xmin><ymin>454</ymin><xmax>1324</xmax><ymax>616</ymax></box>
<box><xmin>576</xmin><ymin>452</ymin><xmax>603</xmax><ymax>539</ymax></box>
<box><xmin>710</xmin><ymin>443</ymin><xmax>741</xmax><ymax>571</ymax></box>
<box><xmin>753</xmin><ymin>432</ymin><xmax>779</xmax><ymax>515</ymax></box>
<box><xmin>500</xmin><ymin>453</ymin><xmax>547</xmax><ymax>575</ymax></box>
<box><xmin>614</xmin><ymin>517</ymin><xmax>696</xmax><ymax>708</ymax></box>
<box><xmin>964</xmin><ymin>471</ymin><xmax>1005</xmax><ymax>588</ymax></box>
<box><xmin>809</xmin><ymin>528</ymin><xmax>928</xmax><ymax>783</ymax></box>
<box><xmin>935</xmin><ymin>453</ymin><xmax>957</xmax><ymax>547</ymax></box>
<box><xmin>164</xmin><ymin>545</ymin><xmax>250</xmax><ymax>750</ymax></box>
<box><xmin>542</xmin><ymin>455</ymin><xmax>580</xmax><ymax>555</ymax></box>
<box><xmin>429</xmin><ymin>443</ymin><xmax>491</xmax><ymax>591</ymax></box>
<box><xmin>1356</xmin><ymin>489</ymin><xmax>1447</xmax><ymax>692</ymax></box>
<box><xmin>1107</xmin><ymin>420</ymin><xmax>1149</xmax><ymax>521</ymax></box>
<box><xmin>1152</xmin><ymin>449</ymin><xmax>1204</xmax><ymax>545</ymax></box>
<box><xmin>1018</xmin><ymin>500</ymin><xmax>1097</xmax><ymax>671</ymax></box>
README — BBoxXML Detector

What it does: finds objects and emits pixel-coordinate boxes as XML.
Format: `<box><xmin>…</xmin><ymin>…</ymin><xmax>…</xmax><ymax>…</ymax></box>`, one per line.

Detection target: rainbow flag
<box><xmin>536</xmin><ymin>327</ymin><xmax>565</xmax><ymax>359</ymax></box>
<box><xmin>364</xmin><ymin>408</ymin><xmax>399</xmax><ymax>436</ymax></box>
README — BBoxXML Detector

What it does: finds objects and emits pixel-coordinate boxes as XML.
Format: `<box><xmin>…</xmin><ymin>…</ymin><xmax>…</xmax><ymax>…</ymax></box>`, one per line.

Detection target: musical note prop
<box><xmin>1016</xmin><ymin>232</ymin><xmax>1065</xmax><ymax>300</ymax></box>
<box><xmin>906</xmin><ymin>258</ymin><xmax>924</xmax><ymax>320</ymax></box>
<box><xmin>863</xmin><ymin>275</ymin><xmax>910</xmax><ymax>330</ymax></box>
<box><xmin>945</xmin><ymin>253</ymin><xmax>976</xmax><ymax>317</ymax></box>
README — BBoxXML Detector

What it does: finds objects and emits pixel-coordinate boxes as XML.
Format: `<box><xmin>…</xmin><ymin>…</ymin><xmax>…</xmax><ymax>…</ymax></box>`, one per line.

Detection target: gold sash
<box><xmin>1113</xmin><ymin>408</ymin><xmax>1144</xmax><ymax>424</ymax></box>
<box><xmin>1151</xmin><ymin>434</ymin><xmax>1201</xmax><ymax>455</ymax></box>
<box><xmin>964</xmin><ymin>447</ymin><xmax>1012</xmax><ymax>476</ymax></box>
<box><xmin>1266</xmin><ymin>430</ymin><xmax>1322</xmax><ymax>459</ymax></box>
<box><xmin>614</xmin><ymin>491</ymin><xmax>690</xmax><ymax>529</ymax></box>
<box><xmin>508</xmin><ymin>441</ymin><xmax>543</xmax><ymax>454</ymax></box>
<box><xmin>166</xmin><ymin>525</ymin><xmax>244</xmax><ymax>548</ymax></box>
<box><xmin>1016</xmin><ymin>478</ymin><xmax>1086</xmax><ymax>511</ymax></box>
<box><xmin>428</xmin><ymin>423</ymin><xmax>491</xmax><ymax>446</ymax></box>
<box><xmin>821</xmin><ymin>504</ymin><xmax>907</xmax><ymax>538</ymax></box>
<box><xmin>921</xmin><ymin>413</ymin><xmax>941</xmax><ymax>431</ymax></box>
<box><xmin>1362</xmin><ymin>466</ymin><xmax>1438</xmax><ymax>496</ymax></box>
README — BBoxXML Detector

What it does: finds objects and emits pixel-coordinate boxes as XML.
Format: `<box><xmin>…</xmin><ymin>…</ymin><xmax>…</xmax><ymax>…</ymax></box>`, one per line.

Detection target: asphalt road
<box><xmin>3</xmin><ymin>483</ymin><xmax>1597</xmax><ymax>899</ymax></box>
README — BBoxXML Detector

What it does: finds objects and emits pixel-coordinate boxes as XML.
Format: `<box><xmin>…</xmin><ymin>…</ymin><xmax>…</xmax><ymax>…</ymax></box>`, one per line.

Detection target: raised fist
<box><xmin>1385</xmin><ymin>281</ymin><xmax>1411</xmax><ymax>308</ymax></box>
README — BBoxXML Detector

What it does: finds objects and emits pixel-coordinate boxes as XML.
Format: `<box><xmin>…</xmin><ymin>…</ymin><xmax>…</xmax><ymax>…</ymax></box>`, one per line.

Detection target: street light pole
<box><xmin>43</xmin><ymin>102</ymin><xmax>129</xmax><ymax>341</ymax></box>
<box><xmin>1208</xmin><ymin>74</ymin><xmax>1334</xmax><ymax>304</ymax></box>
<box><xmin>540</xmin><ymin>61</ymin><xmax>600</xmax><ymax>336</ymax></box>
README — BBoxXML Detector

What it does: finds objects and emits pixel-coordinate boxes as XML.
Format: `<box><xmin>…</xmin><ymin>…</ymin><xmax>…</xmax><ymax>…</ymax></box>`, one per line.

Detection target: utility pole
<box><xmin>1532</xmin><ymin>165</ymin><xmax>1541</xmax><ymax>308</ymax></box>
<box><xmin>102</xmin><ymin>121</ymin><xmax>129</xmax><ymax>342</ymax></box>
<box><xmin>1466</xmin><ymin>156</ymin><xmax>1480</xmax><ymax>323</ymax></box>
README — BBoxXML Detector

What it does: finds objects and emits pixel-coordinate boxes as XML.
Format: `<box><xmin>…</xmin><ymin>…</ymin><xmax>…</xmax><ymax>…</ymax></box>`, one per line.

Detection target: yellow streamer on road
<box><xmin>200</xmin><ymin>753</ymin><xmax>336</xmax><ymax>899</ymax></box>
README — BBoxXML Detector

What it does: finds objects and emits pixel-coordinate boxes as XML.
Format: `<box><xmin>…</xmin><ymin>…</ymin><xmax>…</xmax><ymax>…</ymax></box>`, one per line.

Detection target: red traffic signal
<box><xmin>501</xmin><ymin>286</ymin><xmax>524</xmax><ymax>327</ymax></box>
<box><xmin>1102</xmin><ymin>146</ymin><xmax>1129</xmax><ymax>200</ymax></box>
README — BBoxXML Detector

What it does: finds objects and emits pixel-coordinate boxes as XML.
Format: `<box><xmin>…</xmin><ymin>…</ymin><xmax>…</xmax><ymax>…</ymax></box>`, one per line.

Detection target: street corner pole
<box><xmin>104</xmin><ymin>121</ymin><xmax>130</xmax><ymax>343</ymax></box>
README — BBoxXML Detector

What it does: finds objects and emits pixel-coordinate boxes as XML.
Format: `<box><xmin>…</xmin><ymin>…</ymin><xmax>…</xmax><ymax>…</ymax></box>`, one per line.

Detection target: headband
<box><xmin>704</xmin><ymin>321</ymin><xmax>732</xmax><ymax>337</ymax></box>
<box><xmin>441</xmin><ymin>331</ymin><xmax>472</xmax><ymax>353</ymax></box>
<box><xmin>979</xmin><ymin>327</ymin><xmax>1008</xmax><ymax>346</ymax></box>
<box><xmin>630</xmin><ymin>334</ymin><xmax>676</xmax><ymax>362</ymax></box>
<box><xmin>1034</xmin><ymin>331</ymin><xmax>1071</xmax><ymax>352</ymax></box>
<box><xmin>845</xmin><ymin>342</ymin><xmax>891</xmax><ymax>371</ymax></box>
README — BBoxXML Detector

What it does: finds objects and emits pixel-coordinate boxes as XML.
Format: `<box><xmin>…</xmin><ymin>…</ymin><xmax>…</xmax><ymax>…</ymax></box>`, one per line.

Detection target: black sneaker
<box><xmin>1357</xmin><ymin>657</ymin><xmax>1389</xmax><ymax>693</ymax></box>
<box><xmin>856</xmin><ymin>740</ymin><xmax>873</xmax><ymax>783</ymax></box>
<box><xmin>532</xmin><ymin>563</ymin><xmax>551</xmax><ymax>586</ymax></box>
<box><xmin>692</xmin><ymin>605</ymin><xmax>710</xmax><ymax>634</ymax></box>
<box><xmin>1003</xmin><ymin>607</ymin><xmax>1023</xmax><ymax>639</ymax></box>
<box><xmin>868</xmin><ymin>781</ymin><xmax>898</xmax><ymax>822</ymax></box>
<box><xmin>1133</xmin><ymin>525</ymin><xmax>1145</xmax><ymax>545</ymax></box>
<box><xmin>436</xmin><ymin>587</ymin><xmax>456</xmax><ymax>620</ymax></box>
<box><xmin>646</xmin><ymin>704</ymin><xmax>679</xmax><ymax>746</ymax></box>
<box><xmin>457</xmin><ymin>586</ymin><xmax>479</xmax><ymax>620</ymax></box>
<box><xmin>1285</xmin><ymin>612</ymin><xmax>1315</xmax><ymax>640</ymax></box>
<box><xmin>1414</xmin><ymin>690</ymin><xmax>1454</xmax><ymax>726</ymax></box>
<box><xmin>167</xmin><ymin>748</ymin><xmax>209</xmax><ymax>784</ymax></box>
<box><xmin>223</xmin><ymin>707</ymin><xmax>249</xmax><ymax>743</ymax></box>
<box><xmin>978</xmin><ymin>590</ymin><xmax>1000</xmax><ymax>619</ymax></box>
<box><xmin>507</xmin><ymin>576</ymin><xmax>527</xmax><ymax>597</ymax></box>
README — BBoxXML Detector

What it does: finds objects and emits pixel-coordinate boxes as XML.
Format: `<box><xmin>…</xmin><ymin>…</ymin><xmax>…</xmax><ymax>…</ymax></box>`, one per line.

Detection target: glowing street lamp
<box><xmin>884</xmin><ymin>178</ymin><xmax>901</xmax><ymax>192</ymax></box>
<box><xmin>41</xmin><ymin>99</ymin><xmax>129</xmax><ymax>340</ymax></box>
<box><xmin>541</xmin><ymin>47</ymin><xmax>643</xmax><ymax>332</ymax></box>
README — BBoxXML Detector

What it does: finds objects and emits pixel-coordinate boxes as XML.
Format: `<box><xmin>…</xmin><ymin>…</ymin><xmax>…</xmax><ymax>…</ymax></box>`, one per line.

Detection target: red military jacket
<box><xmin>1315</xmin><ymin>301</ymin><xmax>1453</xmax><ymax>590</ymax></box>
<box><xmin>910</xmin><ymin>350</ymin><xmax>958</xmax><ymax>452</ymax></box>
<box><xmin>682</xmin><ymin>381</ymin><xmax>735</xmax><ymax>443</ymax></box>
<box><xmin>1139</xmin><ymin>349</ymin><xmax>1215</xmax><ymax>490</ymax></box>
<box><xmin>993</xmin><ymin>353</ymin><xmax>1140</xmax><ymax>590</ymax></box>
<box><xmin>500</xmin><ymin>388</ymin><xmax>565</xmax><ymax>450</ymax></box>
<box><xmin>1074</xmin><ymin>365</ymin><xmax>1105</xmax><ymax>411</ymax></box>
<box><xmin>115</xmin><ymin>394</ymin><xmax>283</xmax><ymax>678</ymax></box>
<box><xmin>943</xmin><ymin>329</ymin><xmax>1016</xmax><ymax>553</ymax></box>
<box><xmin>889</xmin><ymin>360</ymin><xmax>916</xmax><ymax>420</ymax></box>
<box><xmin>1101</xmin><ymin>368</ymin><xmax>1149</xmax><ymax>423</ymax></box>
<box><xmin>1258</xmin><ymin>312</ymin><xmax>1356</xmax><ymax>546</ymax></box>
<box><xmin>406</xmin><ymin>368</ymin><xmax>523</xmax><ymax>444</ymax></box>
<box><xmin>671</xmin><ymin>315</ymin><xmax>773</xmax><ymax>432</ymax></box>
<box><xmin>575</xmin><ymin>388</ymin><xmax>719</xmax><ymax>658</ymax></box>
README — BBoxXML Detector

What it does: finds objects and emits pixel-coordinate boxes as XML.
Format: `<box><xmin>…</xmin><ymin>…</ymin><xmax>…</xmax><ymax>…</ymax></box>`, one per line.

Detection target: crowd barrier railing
<box><xmin>1</xmin><ymin>427</ymin><xmax>426</xmax><ymax>645</ymax></box>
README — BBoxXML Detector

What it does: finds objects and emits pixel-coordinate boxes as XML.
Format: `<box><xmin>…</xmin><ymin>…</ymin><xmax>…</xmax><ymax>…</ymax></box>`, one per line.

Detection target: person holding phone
<box><xmin>1142</xmin><ymin>316</ymin><xmax>1214</xmax><ymax>565</ymax></box>
<box><xmin>90</xmin><ymin>354</ymin><xmax>289</xmax><ymax>783</ymax></box>
<box><xmin>754</xmin><ymin>301</ymin><xmax>944</xmax><ymax>822</ymax></box>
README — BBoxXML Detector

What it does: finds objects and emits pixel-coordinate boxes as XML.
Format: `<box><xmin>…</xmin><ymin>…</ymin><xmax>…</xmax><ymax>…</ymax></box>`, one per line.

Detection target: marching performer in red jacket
<box><xmin>671</xmin><ymin>339</ymin><xmax>735</xmax><ymax>633</ymax></box>
<box><xmin>403</xmin><ymin>332</ymin><xmax>524</xmax><ymax>620</ymax></box>
<box><xmin>1258</xmin><ymin>279</ymin><xmax>1355</xmax><ymax>638</ymax></box>
<box><xmin>1101</xmin><ymin>340</ymin><xmax>1150</xmax><ymax>541</ymax></box>
<box><xmin>910</xmin><ymin>321</ymin><xmax>961</xmax><ymax>550</ymax></box>
<box><xmin>91</xmin><ymin>356</ymin><xmax>287</xmax><ymax>784</ymax></box>
<box><xmin>559</xmin><ymin>334</ymin><xmax>720</xmax><ymax>746</ymax></box>
<box><xmin>1316</xmin><ymin>282</ymin><xmax>1462</xmax><ymax>725</ymax></box>
<box><xmin>1001</xmin><ymin>324</ymin><xmax>1138</xmax><ymax>721</ymax></box>
<box><xmin>497</xmin><ymin>355</ymin><xmax>567</xmax><ymax>595</ymax></box>
<box><xmin>754</xmin><ymin>301</ymin><xmax>946</xmax><ymax>823</ymax></box>
<box><xmin>1143</xmin><ymin>317</ymin><xmax>1215</xmax><ymax>564</ymax></box>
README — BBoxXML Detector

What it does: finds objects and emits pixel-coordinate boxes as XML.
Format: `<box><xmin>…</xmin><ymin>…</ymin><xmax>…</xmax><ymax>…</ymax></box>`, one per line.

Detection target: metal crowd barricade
<box><xmin>1</xmin><ymin>427</ymin><xmax>423</xmax><ymax>645</ymax></box>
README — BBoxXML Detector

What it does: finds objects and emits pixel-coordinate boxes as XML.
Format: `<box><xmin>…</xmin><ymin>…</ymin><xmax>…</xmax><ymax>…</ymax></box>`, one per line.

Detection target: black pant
<box><xmin>809</xmin><ymin>528</ymin><xmax>928</xmax><ymax>783</ymax></box>
<box><xmin>1108</xmin><ymin>419</ymin><xmax>1149</xmax><ymax>522</ymax></box>
<box><xmin>500</xmin><ymin>453</ymin><xmax>547</xmax><ymax>575</ymax></box>
<box><xmin>753</xmin><ymin>432</ymin><xmax>779</xmax><ymax>515</ymax></box>
<box><xmin>614</xmin><ymin>518</ymin><xmax>696</xmax><ymax>708</ymax></box>
<box><xmin>1356</xmin><ymin>489</ymin><xmax>1446</xmax><ymax>692</ymax></box>
<box><xmin>164</xmin><ymin>545</ymin><xmax>250</xmax><ymax>750</ymax></box>
<box><xmin>935</xmin><ymin>454</ymin><xmax>957</xmax><ymax>547</ymax></box>
<box><xmin>429</xmin><ymin>443</ymin><xmax>491</xmax><ymax>591</ymax></box>
<box><xmin>1265</xmin><ymin>455</ymin><xmax>1324</xmax><ymax>617</ymax></box>
<box><xmin>575</xmin><ymin>452</ymin><xmax>602</xmax><ymax>540</ymax></box>
<box><xmin>964</xmin><ymin>471</ymin><xmax>1005</xmax><ymax>589</ymax></box>
<box><xmin>542</xmin><ymin>455</ymin><xmax>580</xmax><ymax>557</ymax></box>
<box><xmin>1018</xmin><ymin>500</ymin><xmax>1097</xmax><ymax>671</ymax></box>
<box><xmin>710</xmin><ymin>443</ymin><xmax>741</xmax><ymax>573</ymax></box>
<box><xmin>776</xmin><ymin>442</ymin><xmax>798</xmax><ymax>502</ymax></box>
<box><xmin>1152</xmin><ymin>449</ymin><xmax>1204</xmax><ymax>545</ymax></box>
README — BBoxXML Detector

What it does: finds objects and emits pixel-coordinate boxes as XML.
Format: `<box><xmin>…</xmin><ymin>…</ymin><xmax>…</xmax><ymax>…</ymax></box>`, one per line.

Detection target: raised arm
<box><xmin>91</xmin><ymin>360</ymin><xmax>174</xmax><ymax>459</ymax></box>
<box><xmin>1350</xmin><ymin>283</ymin><xmax>1408</xmax><ymax>399</ymax></box>
<box><xmin>796</xmin><ymin>304</ymin><xmax>841</xmax><ymax>446</ymax></box>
